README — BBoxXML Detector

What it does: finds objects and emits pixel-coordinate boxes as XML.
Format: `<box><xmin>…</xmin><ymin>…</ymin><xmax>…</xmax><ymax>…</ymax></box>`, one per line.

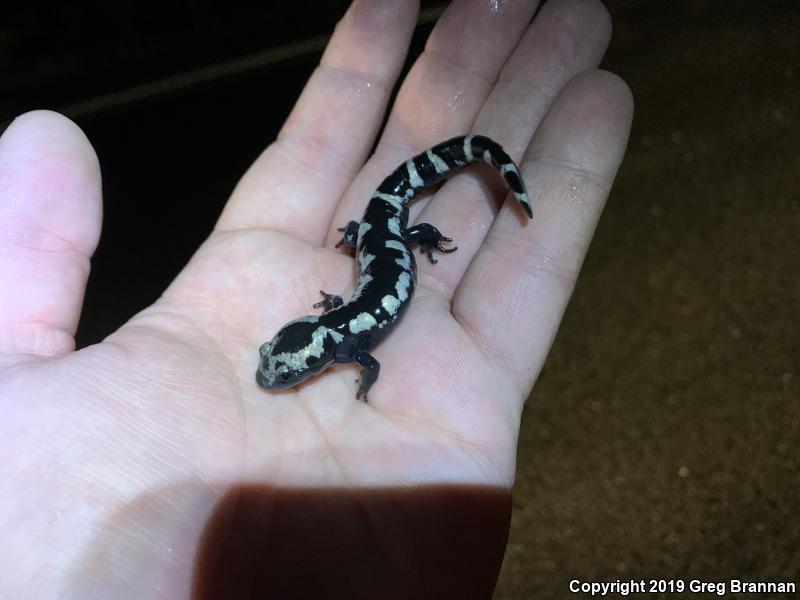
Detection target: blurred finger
<box><xmin>218</xmin><ymin>0</ymin><xmax>419</xmax><ymax>243</ymax></box>
<box><xmin>0</xmin><ymin>111</ymin><xmax>103</xmax><ymax>357</ymax></box>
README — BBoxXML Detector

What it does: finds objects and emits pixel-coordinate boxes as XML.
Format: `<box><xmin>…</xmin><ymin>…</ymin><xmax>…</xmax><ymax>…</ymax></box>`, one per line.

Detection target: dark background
<box><xmin>2</xmin><ymin>1</ymin><xmax>798</xmax><ymax>598</ymax></box>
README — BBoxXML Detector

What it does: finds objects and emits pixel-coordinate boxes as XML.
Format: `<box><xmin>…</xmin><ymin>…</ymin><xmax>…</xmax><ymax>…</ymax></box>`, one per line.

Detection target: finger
<box><xmin>412</xmin><ymin>0</ymin><xmax>612</xmax><ymax>299</ymax></box>
<box><xmin>455</xmin><ymin>70</ymin><xmax>634</xmax><ymax>397</ymax></box>
<box><xmin>0</xmin><ymin>111</ymin><xmax>103</xmax><ymax>357</ymax></box>
<box><xmin>326</xmin><ymin>0</ymin><xmax>541</xmax><ymax>245</ymax></box>
<box><xmin>217</xmin><ymin>0</ymin><xmax>419</xmax><ymax>244</ymax></box>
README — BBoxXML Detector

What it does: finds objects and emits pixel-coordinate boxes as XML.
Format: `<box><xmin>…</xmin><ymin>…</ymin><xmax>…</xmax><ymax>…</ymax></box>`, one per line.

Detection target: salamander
<box><xmin>256</xmin><ymin>135</ymin><xmax>532</xmax><ymax>401</ymax></box>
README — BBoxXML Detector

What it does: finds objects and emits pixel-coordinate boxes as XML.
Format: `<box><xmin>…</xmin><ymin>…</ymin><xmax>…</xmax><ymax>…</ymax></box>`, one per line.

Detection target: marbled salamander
<box><xmin>256</xmin><ymin>135</ymin><xmax>531</xmax><ymax>401</ymax></box>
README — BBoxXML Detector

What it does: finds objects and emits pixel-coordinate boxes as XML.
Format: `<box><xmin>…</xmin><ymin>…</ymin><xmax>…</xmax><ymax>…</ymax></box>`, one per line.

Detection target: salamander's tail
<box><xmin>375</xmin><ymin>135</ymin><xmax>532</xmax><ymax>219</ymax></box>
<box><xmin>462</xmin><ymin>135</ymin><xmax>532</xmax><ymax>218</ymax></box>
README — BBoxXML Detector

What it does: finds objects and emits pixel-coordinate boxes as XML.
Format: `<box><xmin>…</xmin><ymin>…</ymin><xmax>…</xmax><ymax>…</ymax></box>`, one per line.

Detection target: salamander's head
<box><xmin>256</xmin><ymin>317</ymin><xmax>340</xmax><ymax>390</ymax></box>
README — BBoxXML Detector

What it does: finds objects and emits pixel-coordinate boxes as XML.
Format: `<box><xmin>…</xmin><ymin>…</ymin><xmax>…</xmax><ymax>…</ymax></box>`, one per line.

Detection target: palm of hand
<box><xmin>70</xmin><ymin>222</ymin><xmax>518</xmax><ymax>487</ymax></box>
<box><xmin>5</xmin><ymin>203</ymin><xmax>520</xmax><ymax>598</ymax></box>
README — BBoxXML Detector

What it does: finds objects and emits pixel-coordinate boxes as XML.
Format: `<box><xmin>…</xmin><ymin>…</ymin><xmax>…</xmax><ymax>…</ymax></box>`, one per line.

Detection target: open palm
<box><xmin>1</xmin><ymin>1</ymin><xmax>631</xmax><ymax>598</ymax></box>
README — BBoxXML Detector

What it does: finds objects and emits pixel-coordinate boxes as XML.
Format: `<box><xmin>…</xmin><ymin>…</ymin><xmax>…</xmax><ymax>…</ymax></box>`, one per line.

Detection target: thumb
<box><xmin>0</xmin><ymin>110</ymin><xmax>102</xmax><ymax>359</ymax></box>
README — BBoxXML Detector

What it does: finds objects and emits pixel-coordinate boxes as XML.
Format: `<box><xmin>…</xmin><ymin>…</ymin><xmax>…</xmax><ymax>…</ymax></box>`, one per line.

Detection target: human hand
<box><xmin>0</xmin><ymin>0</ymin><xmax>632</xmax><ymax>598</ymax></box>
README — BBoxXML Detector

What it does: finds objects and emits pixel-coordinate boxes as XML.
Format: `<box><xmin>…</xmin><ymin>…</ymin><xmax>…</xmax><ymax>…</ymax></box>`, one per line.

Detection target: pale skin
<box><xmin>0</xmin><ymin>0</ymin><xmax>632</xmax><ymax>598</ymax></box>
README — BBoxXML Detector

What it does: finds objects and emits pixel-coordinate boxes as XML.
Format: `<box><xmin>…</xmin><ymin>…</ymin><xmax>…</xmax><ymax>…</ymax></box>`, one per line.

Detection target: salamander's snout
<box><xmin>255</xmin><ymin>365</ymin><xmax>269</xmax><ymax>388</ymax></box>
<box><xmin>255</xmin><ymin>319</ymin><xmax>337</xmax><ymax>392</ymax></box>
<box><xmin>256</xmin><ymin>339</ymin><xmax>296</xmax><ymax>390</ymax></box>
<box><xmin>256</xmin><ymin>361</ymin><xmax>294</xmax><ymax>389</ymax></box>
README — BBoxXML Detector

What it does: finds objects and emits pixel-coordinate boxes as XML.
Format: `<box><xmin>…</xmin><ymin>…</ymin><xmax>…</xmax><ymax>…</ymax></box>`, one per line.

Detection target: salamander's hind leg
<box><xmin>354</xmin><ymin>351</ymin><xmax>380</xmax><ymax>402</ymax></box>
<box><xmin>403</xmin><ymin>223</ymin><xmax>458</xmax><ymax>264</ymax></box>
<box><xmin>335</xmin><ymin>221</ymin><xmax>359</xmax><ymax>254</ymax></box>
<box><xmin>313</xmin><ymin>290</ymin><xmax>343</xmax><ymax>313</ymax></box>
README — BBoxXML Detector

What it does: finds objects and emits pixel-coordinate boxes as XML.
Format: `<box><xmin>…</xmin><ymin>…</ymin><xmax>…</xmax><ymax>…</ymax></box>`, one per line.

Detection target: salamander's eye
<box><xmin>279</xmin><ymin>372</ymin><xmax>292</xmax><ymax>383</ymax></box>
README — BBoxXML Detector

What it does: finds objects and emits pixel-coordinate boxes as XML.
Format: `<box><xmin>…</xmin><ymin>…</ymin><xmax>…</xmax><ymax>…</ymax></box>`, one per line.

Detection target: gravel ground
<box><xmin>495</xmin><ymin>2</ymin><xmax>799</xmax><ymax>598</ymax></box>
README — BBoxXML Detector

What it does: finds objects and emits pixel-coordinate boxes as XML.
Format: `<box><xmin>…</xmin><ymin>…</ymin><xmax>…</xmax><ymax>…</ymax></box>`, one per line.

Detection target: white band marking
<box><xmin>463</xmin><ymin>135</ymin><xmax>474</xmax><ymax>162</ymax></box>
<box><xmin>406</xmin><ymin>158</ymin><xmax>424</xmax><ymax>188</ymax></box>
<box><xmin>427</xmin><ymin>149</ymin><xmax>449</xmax><ymax>175</ymax></box>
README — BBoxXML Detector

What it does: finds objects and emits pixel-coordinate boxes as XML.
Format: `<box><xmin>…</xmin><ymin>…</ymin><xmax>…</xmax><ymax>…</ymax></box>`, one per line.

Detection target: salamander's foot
<box><xmin>403</xmin><ymin>223</ymin><xmax>457</xmax><ymax>264</ymax></box>
<box><xmin>313</xmin><ymin>290</ymin><xmax>343</xmax><ymax>313</ymax></box>
<box><xmin>421</xmin><ymin>237</ymin><xmax>457</xmax><ymax>264</ymax></box>
<box><xmin>335</xmin><ymin>221</ymin><xmax>359</xmax><ymax>251</ymax></box>
<box><xmin>354</xmin><ymin>351</ymin><xmax>380</xmax><ymax>402</ymax></box>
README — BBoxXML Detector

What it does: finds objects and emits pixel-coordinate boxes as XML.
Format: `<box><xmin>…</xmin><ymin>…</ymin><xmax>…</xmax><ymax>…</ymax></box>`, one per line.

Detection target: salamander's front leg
<box><xmin>403</xmin><ymin>223</ymin><xmax>458</xmax><ymax>264</ymax></box>
<box><xmin>354</xmin><ymin>351</ymin><xmax>380</xmax><ymax>402</ymax></box>
<box><xmin>313</xmin><ymin>290</ymin><xmax>343</xmax><ymax>313</ymax></box>
<box><xmin>335</xmin><ymin>220</ymin><xmax>360</xmax><ymax>253</ymax></box>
